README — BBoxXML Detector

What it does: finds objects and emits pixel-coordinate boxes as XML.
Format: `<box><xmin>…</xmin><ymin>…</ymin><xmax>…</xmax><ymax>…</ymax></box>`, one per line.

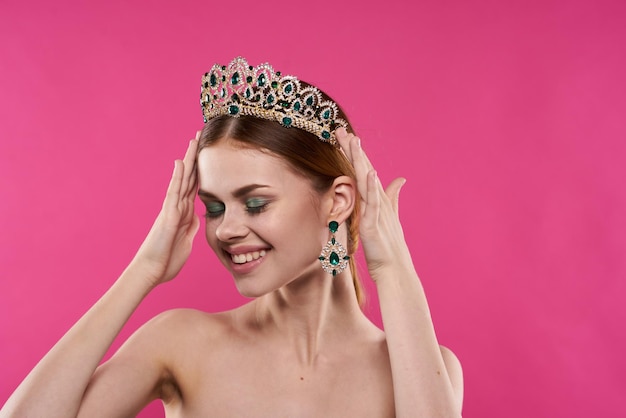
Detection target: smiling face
<box><xmin>197</xmin><ymin>138</ymin><xmax>332</xmax><ymax>297</ymax></box>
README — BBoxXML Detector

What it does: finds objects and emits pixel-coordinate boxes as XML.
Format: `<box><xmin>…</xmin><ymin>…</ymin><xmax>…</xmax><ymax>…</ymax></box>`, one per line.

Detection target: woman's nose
<box><xmin>215</xmin><ymin>209</ymin><xmax>248</xmax><ymax>242</ymax></box>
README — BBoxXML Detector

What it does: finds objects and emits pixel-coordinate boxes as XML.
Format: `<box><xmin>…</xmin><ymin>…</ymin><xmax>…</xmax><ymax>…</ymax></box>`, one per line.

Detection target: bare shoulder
<box><xmin>439</xmin><ymin>344</ymin><xmax>464</xmax><ymax>411</ymax></box>
<box><xmin>127</xmin><ymin>308</ymin><xmax>239</xmax><ymax>353</ymax></box>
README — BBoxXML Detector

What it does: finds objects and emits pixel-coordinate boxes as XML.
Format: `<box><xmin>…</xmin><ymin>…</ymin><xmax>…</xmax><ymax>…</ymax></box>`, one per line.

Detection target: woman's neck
<box><xmin>252</xmin><ymin>271</ymin><xmax>372</xmax><ymax>366</ymax></box>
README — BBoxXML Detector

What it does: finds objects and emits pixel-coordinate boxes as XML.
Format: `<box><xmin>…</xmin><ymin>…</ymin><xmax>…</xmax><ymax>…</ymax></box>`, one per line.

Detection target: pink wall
<box><xmin>1</xmin><ymin>0</ymin><xmax>625</xmax><ymax>416</ymax></box>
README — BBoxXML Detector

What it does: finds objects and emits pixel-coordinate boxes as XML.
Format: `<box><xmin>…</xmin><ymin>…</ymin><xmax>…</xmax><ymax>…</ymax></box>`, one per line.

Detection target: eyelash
<box><xmin>203</xmin><ymin>200</ymin><xmax>269</xmax><ymax>219</ymax></box>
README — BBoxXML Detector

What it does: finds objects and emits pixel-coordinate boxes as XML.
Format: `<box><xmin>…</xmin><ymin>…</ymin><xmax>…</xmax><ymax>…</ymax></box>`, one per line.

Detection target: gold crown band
<box><xmin>200</xmin><ymin>57</ymin><xmax>348</xmax><ymax>146</ymax></box>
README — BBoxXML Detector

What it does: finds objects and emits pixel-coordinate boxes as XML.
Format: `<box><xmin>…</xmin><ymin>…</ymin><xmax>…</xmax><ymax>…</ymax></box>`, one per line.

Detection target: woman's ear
<box><xmin>326</xmin><ymin>175</ymin><xmax>356</xmax><ymax>224</ymax></box>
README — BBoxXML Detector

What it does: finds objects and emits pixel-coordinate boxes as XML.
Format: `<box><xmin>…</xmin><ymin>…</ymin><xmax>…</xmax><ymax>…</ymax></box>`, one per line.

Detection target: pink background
<box><xmin>1</xmin><ymin>0</ymin><xmax>625</xmax><ymax>416</ymax></box>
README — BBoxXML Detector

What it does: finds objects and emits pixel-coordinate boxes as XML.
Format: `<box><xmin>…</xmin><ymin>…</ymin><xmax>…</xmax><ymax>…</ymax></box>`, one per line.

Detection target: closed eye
<box><xmin>204</xmin><ymin>201</ymin><xmax>225</xmax><ymax>218</ymax></box>
<box><xmin>245</xmin><ymin>198</ymin><xmax>270</xmax><ymax>215</ymax></box>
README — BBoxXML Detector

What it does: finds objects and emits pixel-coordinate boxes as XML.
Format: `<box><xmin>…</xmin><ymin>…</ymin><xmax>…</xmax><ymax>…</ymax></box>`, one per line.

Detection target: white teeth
<box><xmin>231</xmin><ymin>250</ymin><xmax>266</xmax><ymax>264</ymax></box>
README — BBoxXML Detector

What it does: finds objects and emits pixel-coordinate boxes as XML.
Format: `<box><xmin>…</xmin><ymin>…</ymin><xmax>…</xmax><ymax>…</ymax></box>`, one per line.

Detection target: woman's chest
<box><xmin>166</xmin><ymin>343</ymin><xmax>395</xmax><ymax>417</ymax></box>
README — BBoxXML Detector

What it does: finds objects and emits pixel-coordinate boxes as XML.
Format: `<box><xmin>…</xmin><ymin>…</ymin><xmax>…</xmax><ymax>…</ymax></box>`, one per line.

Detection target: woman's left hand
<box><xmin>336</xmin><ymin>128</ymin><xmax>412</xmax><ymax>279</ymax></box>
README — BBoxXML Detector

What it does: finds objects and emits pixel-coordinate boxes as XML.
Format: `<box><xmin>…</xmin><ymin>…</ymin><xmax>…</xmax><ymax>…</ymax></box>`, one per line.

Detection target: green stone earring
<box><xmin>318</xmin><ymin>221</ymin><xmax>350</xmax><ymax>276</ymax></box>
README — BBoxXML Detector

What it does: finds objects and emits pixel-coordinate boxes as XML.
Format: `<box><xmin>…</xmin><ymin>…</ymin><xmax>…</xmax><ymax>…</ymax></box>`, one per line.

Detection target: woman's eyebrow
<box><xmin>198</xmin><ymin>184</ymin><xmax>270</xmax><ymax>199</ymax></box>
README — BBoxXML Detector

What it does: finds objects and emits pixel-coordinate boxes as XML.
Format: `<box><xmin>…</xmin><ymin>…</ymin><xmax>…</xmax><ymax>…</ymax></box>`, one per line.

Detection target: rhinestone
<box><xmin>210</xmin><ymin>73</ymin><xmax>217</xmax><ymax>87</ymax></box>
<box><xmin>231</xmin><ymin>72</ymin><xmax>240</xmax><ymax>85</ymax></box>
<box><xmin>228</xmin><ymin>105</ymin><xmax>239</xmax><ymax>115</ymax></box>
<box><xmin>258</xmin><ymin>73</ymin><xmax>266</xmax><ymax>86</ymax></box>
<box><xmin>322</xmin><ymin>131</ymin><xmax>331</xmax><ymax>139</ymax></box>
<box><xmin>330</xmin><ymin>252</ymin><xmax>340</xmax><ymax>266</ymax></box>
<box><xmin>329</xmin><ymin>221</ymin><xmax>339</xmax><ymax>233</ymax></box>
<box><xmin>282</xmin><ymin>117</ymin><xmax>292</xmax><ymax>127</ymax></box>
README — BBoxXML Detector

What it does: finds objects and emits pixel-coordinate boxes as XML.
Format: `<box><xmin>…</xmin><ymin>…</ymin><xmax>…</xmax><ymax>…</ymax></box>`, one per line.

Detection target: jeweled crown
<box><xmin>200</xmin><ymin>57</ymin><xmax>348</xmax><ymax>146</ymax></box>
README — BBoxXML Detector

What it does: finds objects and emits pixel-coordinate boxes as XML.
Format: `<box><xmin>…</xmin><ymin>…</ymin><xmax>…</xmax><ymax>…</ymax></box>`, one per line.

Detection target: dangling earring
<box><xmin>318</xmin><ymin>221</ymin><xmax>350</xmax><ymax>276</ymax></box>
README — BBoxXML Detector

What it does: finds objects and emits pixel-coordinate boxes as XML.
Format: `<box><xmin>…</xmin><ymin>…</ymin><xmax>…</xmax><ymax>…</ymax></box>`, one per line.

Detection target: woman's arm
<box><xmin>337</xmin><ymin>129</ymin><xmax>463</xmax><ymax>417</ymax></box>
<box><xmin>0</xmin><ymin>137</ymin><xmax>200</xmax><ymax>418</ymax></box>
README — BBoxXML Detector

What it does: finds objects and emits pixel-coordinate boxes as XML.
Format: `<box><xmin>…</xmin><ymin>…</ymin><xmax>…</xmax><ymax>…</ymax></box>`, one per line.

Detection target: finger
<box><xmin>180</xmin><ymin>139</ymin><xmax>199</xmax><ymax>197</ymax></box>
<box><xmin>364</xmin><ymin>169</ymin><xmax>380</xmax><ymax>221</ymax></box>
<box><xmin>385</xmin><ymin>177</ymin><xmax>406</xmax><ymax>214</ymax></box>
<box><xmin>349</xmin><ymin>137</ymin><xmax>370</xmax><ymax>200</ymax></box>
<box><xmin>164</xmin><ymin>160</ymin><xmax>184</xmax><ymax>210</ymax></box>
<box><xmin>335</xmin><ymin>127</ymin><xmax>353</xmax><ymax>163</ymax></box>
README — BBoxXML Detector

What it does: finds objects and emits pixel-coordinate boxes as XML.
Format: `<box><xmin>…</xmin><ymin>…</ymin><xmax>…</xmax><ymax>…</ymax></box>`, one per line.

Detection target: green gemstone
<box><xmin>210</xmin><ymin>73</ymin><xmax>217</xmax><ymax>87</ymax></box>
<box><xmin>329</xmin><ymin>221</ymin><xmax>338</xmax><ymax>233</ymax></box>
<box><xmin>322</xmin><ymin>109</ymin><xmax>331</xmax><ymax>119</ymax></box>
<box><xmin>284</xmin><ymin>84</ymin><xmax>293</xmax><ymax>94</ymax></box>
<box><xmin>330</xmin><ymin>252</ymin><xmax>340</xmax><ymax>266</ymax></box>
<box><xmin>246</xmin><ymin>75</ymin><xmax>253</xmax><ymax>83</ymax></box>
<box><xmin>331</xmin><ymin>237</ymin><xmax>336</xmax><ymax>245</ymax></box>
<box><xmin>319</xmin><ymin>256</ymin><xmax>325</xmax><ymax>261</ymax></box>
<box><xmin>322</xmin><ymin>131</ymin><xmax>331</xmax><ymax>139</ymax></box>
<box><xmin>220</xmin><ymin>88</ymin><xmax>226</xmax><ymax>98</ymax></box>
<box><xmin>276</xmin><ymin>71</ymin><xmax>281</xmax><ymax>76</ymax></box>
<box><xmin>306</xmin><ymin>96</ymin><xmax>314</xmax><ymax>106</ymax></box>
<box><xmin>231</xmin><ymin>72</ymin><xmax>240</xmax><ymax>85</ymax></box>
<box><xmin>293</xmin><ymin>101</ymin><xmax>301</xmax><ymax>111</ymax></box>
<box><xmin>245</xmin><ymin>88</ymin><xmax>252</xmax><ymax>98</ymax></box>
<box><xmin>271</xmin><ymin>81</ymin><xmax>278</xmax><ymax>89</ymax></box>
<box><xmin>267</xmin><ymin>94</ymin><xmax>274</xmax><ymax>104</ymax></box>
<box><xmin>228</xmin><ymin>105</ymin><xmax>239</xmax><ymax>115</ymax></box>
<box><xmin>222</xmin><ymin>75</ymin><xmax>226</xmax><ymax>82</ymax></box>
<box><xmin>282</xmin><ymin>117</ymin><xmax>292</xmax><ymax>127</ymax></box>
<box><xmin>258</xmin><ymin>73</ymin><xmax>266</xmax><ymax>86</ymax></box>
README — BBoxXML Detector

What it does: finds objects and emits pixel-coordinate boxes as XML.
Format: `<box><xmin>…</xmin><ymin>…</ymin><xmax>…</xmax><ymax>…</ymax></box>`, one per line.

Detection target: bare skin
<box><xmin>1</xmin><ymin>129</ymin><xmax>463</xmax><ymax>417</ymax></box>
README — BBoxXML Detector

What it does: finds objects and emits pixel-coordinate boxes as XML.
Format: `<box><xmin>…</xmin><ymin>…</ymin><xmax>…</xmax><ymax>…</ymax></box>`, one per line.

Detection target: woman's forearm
<box><xmin>374</xmin><ymin>264</ymin><xmax>461</xmax><ymax>418</ymax></box>
<box><xmin>0</xmin><ymin>264</ymin><xmax>154</xmax><ymax>418</ymax></box>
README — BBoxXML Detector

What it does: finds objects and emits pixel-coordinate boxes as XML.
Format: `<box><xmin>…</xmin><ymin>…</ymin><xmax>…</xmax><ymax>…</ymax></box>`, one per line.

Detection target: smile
<box><xmin>231</xmin><ymin>250</ymin><xmax>267</xmax><ymax>264</ymax></box>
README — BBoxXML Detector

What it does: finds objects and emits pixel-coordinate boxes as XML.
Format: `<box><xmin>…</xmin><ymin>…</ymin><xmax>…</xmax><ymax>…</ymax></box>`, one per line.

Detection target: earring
<box><xmin>318</xmin><ymin>221</ymin><xmax>350</xmax><ymax>276</ymax></box>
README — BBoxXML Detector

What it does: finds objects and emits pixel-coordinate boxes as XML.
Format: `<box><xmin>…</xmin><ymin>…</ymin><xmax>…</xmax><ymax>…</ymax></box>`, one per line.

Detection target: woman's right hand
<box><xmin>129</xmin><ymin>134</ymin><xmax>200</xmax><ymax>287</ymax></box>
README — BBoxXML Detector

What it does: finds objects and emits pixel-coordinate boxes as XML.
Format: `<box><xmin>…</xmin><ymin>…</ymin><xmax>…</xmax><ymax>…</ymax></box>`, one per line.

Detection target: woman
<box><xmin>1</xmin><ymin>57</ymin><xmax>463</xmax><ymax>417</ymax></box>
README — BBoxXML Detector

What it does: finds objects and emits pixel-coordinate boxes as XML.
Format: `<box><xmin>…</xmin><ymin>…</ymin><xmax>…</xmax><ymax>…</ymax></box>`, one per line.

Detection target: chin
<box><xmin>232</xmin><ymin>278</ymin><xmax>275</xmax><ymax>299</ymax></box>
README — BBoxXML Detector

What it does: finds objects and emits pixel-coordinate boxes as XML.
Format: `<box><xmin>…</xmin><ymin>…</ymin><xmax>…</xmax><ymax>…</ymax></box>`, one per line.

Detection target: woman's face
<box><xmin>196</xmin><ymin>139</ymin><xmax>330</xmax><ymax>297</ymax></box>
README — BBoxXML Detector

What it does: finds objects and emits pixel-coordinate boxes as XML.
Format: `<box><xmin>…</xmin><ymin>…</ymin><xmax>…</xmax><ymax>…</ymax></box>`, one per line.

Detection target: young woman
<box><xmin>1</xmin><ymin>57</ymin><xmax>463</xmax><ymax>417</ymax></box>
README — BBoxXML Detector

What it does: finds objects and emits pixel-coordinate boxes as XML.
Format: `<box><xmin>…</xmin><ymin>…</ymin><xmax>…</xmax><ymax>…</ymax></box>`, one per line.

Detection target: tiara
<box><xmin>200</xmin><ymin>57</ymin><xmax>348</xmax><ymax>146</ymax></box>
